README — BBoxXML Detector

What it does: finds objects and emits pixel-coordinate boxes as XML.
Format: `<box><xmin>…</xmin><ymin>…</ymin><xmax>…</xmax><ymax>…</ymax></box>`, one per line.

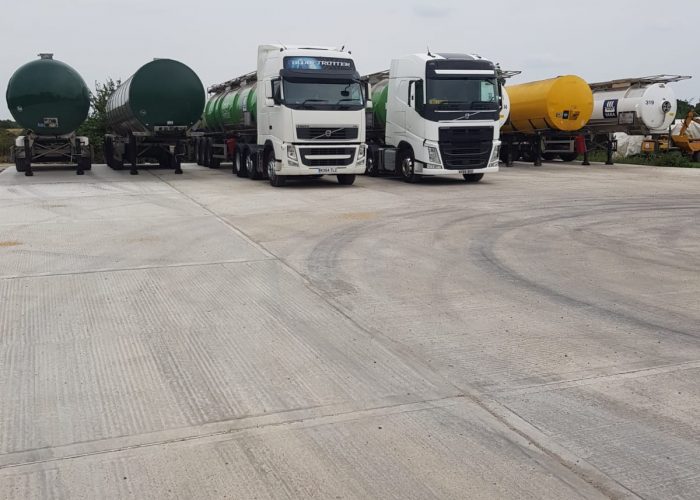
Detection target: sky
<box><xmin>1</xmin><ymin>0</ymin><xmax>698</xmax><ymax>119</ymax></box>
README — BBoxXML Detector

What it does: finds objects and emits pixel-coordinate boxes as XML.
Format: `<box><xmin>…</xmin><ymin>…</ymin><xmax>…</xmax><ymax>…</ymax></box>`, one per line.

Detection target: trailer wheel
<box><xmin>559</xmin><ymin>152</ymin><xmax>579</xmax><ymax>162</ymax></box>
<box><xmin>236</xmin><ymin>148</ymin><xmax>248</xmax><ymax>178</ymax></box>
<box><xmin>209</xmin><ymin>143</ymin><xmax>221</xmax><ymax>169</ymax></box>
<box><xmin>463</xmin><ymin>173</ymin><xmax>484</xmax><ymax>183</ymax></box>
<box><xmin>398</xmin><ymin>148</ymin><xmax>418</xmax><ymax>183</ymax></box>
<box><xmin>337</xmin><ymin>174</ymin><xmax>356</xmax><ymax>185</ymax></box>
<box><xmin>266</xmin><ymin>150</ymin><xmax>285</xmax><ymax>187</ymax></box>
<box><xmin>78</xmin><ymin>157</ymin><xmax>92</xmax><ymax>171</ymax></box>
<box><xmin>542</xmin><ymin>153</ymin><xmax>557</xmax><ymax>161</ymax></box>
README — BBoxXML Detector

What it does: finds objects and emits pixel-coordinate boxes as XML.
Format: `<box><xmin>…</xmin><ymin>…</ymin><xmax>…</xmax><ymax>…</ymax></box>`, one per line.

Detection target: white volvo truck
<box><xmin>196</xmin><ymin>45</ymin><xmax>368</xmax><ymax>186</ymax></box>
<box><xmin>365</xmin><ymin>53</ymin><xmax>502</xmax><ymax>183</ymax></box>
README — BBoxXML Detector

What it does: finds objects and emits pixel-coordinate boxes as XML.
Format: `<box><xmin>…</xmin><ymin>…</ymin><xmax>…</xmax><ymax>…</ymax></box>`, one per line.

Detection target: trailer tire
<box><xmin>559</xmin><ymin>152</ymin><xmax>579</xmax><ymax>162</ymax></box>
<box><xmin>209</xmin><ymin>143</ymin><xmax>221</xmax><ymax>169</ymax></box>
<box><xmin>266</xmin><ymin>150</ymin><xmax>286</xmax><ymax>187</ymax></box>
<box><xmin>463</xmin><ymin>173</ymin><xmax>484</xmax><ymax>183</ymax></box>
<box><xmin>78</xmin><ymin>157</ymin><xmax>92</xmax><ymax>171</ymax></box>
<box><xmin>398</xmin><ymin>148</ymin><xmax>418</xmax><ymax>183</ymax></box>
<box><xmin>236</xmin><ymin>148</ymin><xmax>249</xmax><ymax>178</ymax></box>
<box><xmin>337</xmin><ymin>174</ymin><xmax>356</xmax><ymax>185</ymax></box>
<box><xmin>542</xmin><ymin>153</ymin><xmax>557</xmax><ymax>161</ymax></box>
<box><xmin>15</xmin><ymin>158</ymin><xmax>26</xmax><ymax>173</ymax></box>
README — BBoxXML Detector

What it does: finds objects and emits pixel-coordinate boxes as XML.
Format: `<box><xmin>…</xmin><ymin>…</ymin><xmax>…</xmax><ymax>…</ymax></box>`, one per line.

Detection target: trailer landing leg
<box><xmin>23</xmin><ymin>137</ymin><xmax>33</xmax><ymax>176</ymax></box>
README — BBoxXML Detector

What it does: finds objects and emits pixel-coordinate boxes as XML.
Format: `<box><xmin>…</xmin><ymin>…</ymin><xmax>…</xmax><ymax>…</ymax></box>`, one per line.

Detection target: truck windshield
<box><xmin>283</xmin><ymin>79</ymin><xmax>364</xmax><ymax>110</ymax></box>
<box><xmin>427</xmin><ymin>78</ymin><xmax>498</xmax><ymax>111</ymax></box>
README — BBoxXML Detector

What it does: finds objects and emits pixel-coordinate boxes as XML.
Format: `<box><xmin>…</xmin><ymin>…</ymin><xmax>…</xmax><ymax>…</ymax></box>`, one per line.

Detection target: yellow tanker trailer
<box><xmin>501</xmin><ymin>75</ymin><xmax>594</xmax><ymax>164</ymax></box>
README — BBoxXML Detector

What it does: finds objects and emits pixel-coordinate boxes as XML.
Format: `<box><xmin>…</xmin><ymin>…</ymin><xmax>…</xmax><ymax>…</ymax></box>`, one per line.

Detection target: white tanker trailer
<box><xmin>587</xmin><ymin>75</ymin><xmax>689</xmax><ymax>135</ymax></box>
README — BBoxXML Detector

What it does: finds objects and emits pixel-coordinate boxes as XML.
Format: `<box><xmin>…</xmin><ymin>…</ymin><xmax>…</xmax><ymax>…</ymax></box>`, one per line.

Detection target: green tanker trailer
<box><xmin>104</xmin><ymin>58</ymin><xmax>205</xmax><ymax>175</ymax></box>
<box><xmin>192</xmin><ymin>72</ymin><xmax>257</xmax><ymax>176</ymax></box>
<box><xmin>5</xmin><ymin>54</ymin><xmax>92</xmax><ymax>176</ymax></box>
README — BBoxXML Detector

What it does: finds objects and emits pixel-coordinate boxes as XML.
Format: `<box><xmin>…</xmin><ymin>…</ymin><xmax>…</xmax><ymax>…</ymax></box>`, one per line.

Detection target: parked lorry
<box><xmin>365</xmin><ymin>53</ymin><xmax>502</xmax><ymax>183</ymax></box>
<box><xmin>5</xmin><ymin>54</ymin><xmax>91</xmax><ymax>176</ymax></box>
<box><xmin>500</xmin><ymin>75</ymin><xmax>594</xmax><ymax>165</ymax></box>
<box><xmin>105</xmin><ymin>59</ymin><xmax>205</xmax><ymax>175</ymax></box>
<box><xmin>193</xmin><ymin>44</ymin><xmax>367</xmax><ymax>187</ymax></box>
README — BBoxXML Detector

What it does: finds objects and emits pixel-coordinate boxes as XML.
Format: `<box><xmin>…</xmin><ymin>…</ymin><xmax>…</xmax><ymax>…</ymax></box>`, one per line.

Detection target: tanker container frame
<box><xmin>499</xmin><ymin>74</ymin><xmax>594</xmax><ymax>167</ymax></box>
<box><xmin>581</xmin><ymin>75</ymin><xmax>690</xmax><ymax>165</ymax></box>
<box><xmin>6</xmin><ymin>54</ymin><xmax>92</xmax><ymax>177</ymax></box>
<box><xmin>194</xmin><ymin>45</ymin><xmax>369</xmax><ymax>187</ymax></box>
<box><xmin>364</xmin><ymin>53</ymin><xmax>503</xmax><ymax>184</ymax></box>
<box><xmin>104</xmin><ymin>58</ymin><xmax>205</xmax><ymax>175</ymax></box>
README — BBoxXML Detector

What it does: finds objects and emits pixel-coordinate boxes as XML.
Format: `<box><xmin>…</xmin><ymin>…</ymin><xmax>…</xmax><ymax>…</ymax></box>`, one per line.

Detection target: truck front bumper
<box><xmin>276</xmin><ymin>143</ymin><xmax>366</xmax><ymax>176</ymax></box>
<box><xmin>415</xmin><ymin>163</ymin><xmax>499</xmax><ymax>176</ymax></box>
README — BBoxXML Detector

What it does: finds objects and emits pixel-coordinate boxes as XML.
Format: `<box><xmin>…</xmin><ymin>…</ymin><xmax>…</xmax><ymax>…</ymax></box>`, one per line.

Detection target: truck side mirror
<box><xmin>363</xmin><ymin>81</ymin><xmax>372</xmax><ymax>109</ymax></box>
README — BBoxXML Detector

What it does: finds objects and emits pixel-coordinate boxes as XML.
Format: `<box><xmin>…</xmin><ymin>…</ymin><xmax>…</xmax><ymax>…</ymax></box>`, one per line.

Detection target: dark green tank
<box><xmin>106</xmin><ymin>59</ymin><xmax>205</xmax><ymax>136</ymax></box>
<box><xmin>5</xmin><ymin>54</ymin><xmax>90</xmax><ymax>136</ymax></box>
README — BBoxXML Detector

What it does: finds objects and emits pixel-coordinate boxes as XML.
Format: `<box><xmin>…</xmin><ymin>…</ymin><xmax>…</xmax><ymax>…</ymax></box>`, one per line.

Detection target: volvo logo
<box><xmin>324</xmin><ymin>129</ymin><xmax>332</xmax><ymax>137</ymax></box>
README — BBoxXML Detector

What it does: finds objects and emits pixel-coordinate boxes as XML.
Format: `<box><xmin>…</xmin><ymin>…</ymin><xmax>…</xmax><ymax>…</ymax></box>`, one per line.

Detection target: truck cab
<box><xmin>255</xmin><ymin>45</ymin><xmax>368</xmax><ymax>186</ymax></box>
<box><xmin>367</xmin><ymin>53</ymin><xmax>502</xmax><ymax>183</ymax></box>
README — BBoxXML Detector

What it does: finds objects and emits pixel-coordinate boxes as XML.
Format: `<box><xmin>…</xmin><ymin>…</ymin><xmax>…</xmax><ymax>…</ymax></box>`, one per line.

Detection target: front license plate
<box><xmin>315</xmin><ymin>168</ymin><xmax>338</xmax><ymax>174</ymax></box>
<box><xmin>459</xmin><ymin>169</ymin><xmax>474</xmax><ymax>174</ymax></box>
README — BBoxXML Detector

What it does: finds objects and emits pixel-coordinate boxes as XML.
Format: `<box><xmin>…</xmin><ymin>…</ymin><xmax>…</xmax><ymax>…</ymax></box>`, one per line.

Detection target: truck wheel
<box><xmin>559</xmin><ymin>152</ymin><xmax>579</xmax><ymax>162</ymax></box>
<box><xmin>247</xmin><ymin>151</ymin><xmax>261</xmax><ymax>180</ymax></box>
<box><xmin>337</xmin><ymin>174</ymin><xmax>356</xmax><ymax>185</ymax></box>
<box><xmin>236</xmin><ymin>149</ymin><xmax>248</xmax><ymax>178</ymax></box>
<box><xmin>399</xmin><ymin>148</ymin><xmax>418</xmax><ymax>183</ymax></box>
<box><xmin>542</xmin><ymin>153</ymin><xmax>557</xmax><ymax>161</ymax></box>
<box><xmin>463</xmin><ymin>173</ymin><xmax>484</xmax><ymax>183</ymax></box>
<box><xmin>365</xmin><ymin>150</ymin><xmax>378</xmax><ymax>176</ymax></box>
<box><xmin>266</xmin><ymin>150</ymin><xmax>285</xmax><ymax>187</ymax></box>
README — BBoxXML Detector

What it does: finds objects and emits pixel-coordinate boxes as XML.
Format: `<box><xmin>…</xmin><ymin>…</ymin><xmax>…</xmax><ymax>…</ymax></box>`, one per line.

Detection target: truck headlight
<box><xmin>489</xmin><ymin>144</ymin><xmax>501</xmax><ymax>167</ymax></box>
<box><xmin>358</xmin><ymin>145</ymin><xmax>367</xmax><ymax>160</ymax></box>
<box><xmin>286</xmin><ymin>144</ymin><xmax>297</xmax><ymax>161</ymax></box>
<box><xmin>427</xmin><ymin>146</ymin><xmax>440</xmax><ymax>164</ymax></box>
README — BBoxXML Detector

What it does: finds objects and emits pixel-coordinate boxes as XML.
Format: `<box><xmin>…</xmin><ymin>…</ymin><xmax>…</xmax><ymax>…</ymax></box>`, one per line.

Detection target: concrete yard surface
<box><xmin>0</xmin><ymin>162</ymin><xmax>699</xmax><ymax>499</ymax></box>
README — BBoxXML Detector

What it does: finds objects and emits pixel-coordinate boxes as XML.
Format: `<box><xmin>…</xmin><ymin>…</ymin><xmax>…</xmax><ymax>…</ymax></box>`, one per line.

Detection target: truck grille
<box><xmin>296</xmin><ymin>126</ymin><xmax>359</xmax><ymax>140</ymax></box>
<box><xmin>299</xmin><ymin>147</ymin><xmax>355</xmax><ymax>167</ymax></box>
<box><xmin>438</xmin><ymin>127</ymin><xmax>493</xmax><ymax>169</ymax></box>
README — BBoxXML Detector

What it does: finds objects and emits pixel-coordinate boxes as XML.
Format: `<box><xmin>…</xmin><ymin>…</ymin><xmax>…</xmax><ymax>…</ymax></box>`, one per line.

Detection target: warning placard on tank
<box><xmin>603</xmin><ymin>99</ymin><xmax>618</xmax><ymax>118</ymax></box>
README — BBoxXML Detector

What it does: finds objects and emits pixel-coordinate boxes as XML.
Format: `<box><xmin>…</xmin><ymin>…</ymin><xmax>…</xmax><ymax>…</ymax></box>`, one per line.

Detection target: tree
<box><xmin>77</xmin><ymin>78</ymin><xmax>121</xmax><ymax>162</ymax></box>
<box><xmin>676</xmin><ymin>98</ymin><xmax>700</xmax><ymax>120</ymax></box>
<box><xmin>0</xmin><ymin>119</ymin><xmax>19</xmax><ymax>129</ymax></box>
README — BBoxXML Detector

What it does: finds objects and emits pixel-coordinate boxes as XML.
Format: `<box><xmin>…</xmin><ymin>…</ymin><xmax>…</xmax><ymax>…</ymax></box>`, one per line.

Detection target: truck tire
<box><xmin>337</xmin><ymin>174</ymin><xmax>356</xmax><ymax>185</ymax></box>
<box><xmin>266</xmin><ymin>150</ymin><xmax>286</xmax><ymax>187</ymax></box>
<box><xmin>365</xmin><ymin>148</ymin><xmax>378</xmax><ymax>176</ymax></box>
<box><xmin>247</xmin><ymin>150</ymin><xmax>261</xmax><ymax>180</ymax></box>
<box><xmin>236</xmin><ymin>148</ymin><xmax>248</xmax><ymax>178</ymax></box>
<box><xmin>399</xmin><ymin>148</ymin><xmax>418</xmax><ymax>183</ymax></box>
<box><xmin>559</xmin><ymin>152</ymin><xmax>579</xmax><ymax>162</ymax></box>
<box><xmin>463</xmin><ymin>173</ymin><xmax>484</xmax><ymax>183</ymax></box>
<box><xmin>542</xmin><ymin>153</ymin><xmax>557</xmax><ymax>161</ymax></box>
